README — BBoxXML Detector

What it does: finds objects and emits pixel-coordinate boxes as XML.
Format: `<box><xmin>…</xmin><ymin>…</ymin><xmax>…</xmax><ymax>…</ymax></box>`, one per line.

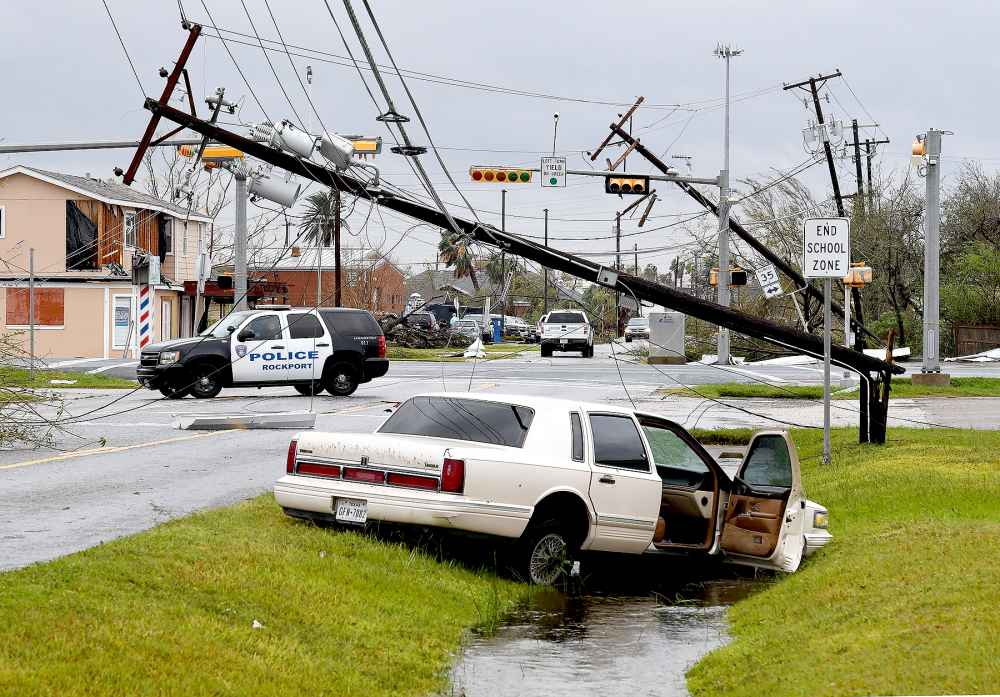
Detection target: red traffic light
<box><xmin>469</xmin><ymin>167</ymin><xmax>532</xmax><ymax>184</ymax></box>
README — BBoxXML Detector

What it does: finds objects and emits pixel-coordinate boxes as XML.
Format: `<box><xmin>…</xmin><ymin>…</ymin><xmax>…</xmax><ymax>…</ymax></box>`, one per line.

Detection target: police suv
<box><xmin>137</xmin><ymin>306</ymin><xmax>388</xmax><ymax>399</ymax></box>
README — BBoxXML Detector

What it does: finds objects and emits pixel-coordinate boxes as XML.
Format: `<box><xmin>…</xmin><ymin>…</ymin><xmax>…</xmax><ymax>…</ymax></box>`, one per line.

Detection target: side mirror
<box><xmin>237</xmin><ymin>329</ymin><xmax>255</xmax><ymax>342</ymax></box>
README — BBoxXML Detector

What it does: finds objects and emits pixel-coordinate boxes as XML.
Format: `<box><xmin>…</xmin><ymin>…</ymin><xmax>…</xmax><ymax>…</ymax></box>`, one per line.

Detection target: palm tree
<box><xmin>438</xmin><ymin>231</ymin><xmax>480</xmax><ymax>290</ymax></box>
<box><xmin>299</xmin><ymin>190</ymin><xmax>339</xmax><ymax>246</ymax></box>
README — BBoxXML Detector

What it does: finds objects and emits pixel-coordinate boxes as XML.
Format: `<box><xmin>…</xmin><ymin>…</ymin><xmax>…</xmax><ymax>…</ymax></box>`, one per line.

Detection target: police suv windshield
<box><xmin>200</xmin><ymin>311</ymin><xmax>258</xmax><ymax>338</ymax></box>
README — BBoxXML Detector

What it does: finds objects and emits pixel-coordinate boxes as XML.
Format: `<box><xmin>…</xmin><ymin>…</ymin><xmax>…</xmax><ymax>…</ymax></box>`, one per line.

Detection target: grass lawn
<box><xmin>0</xmin><ymin>366</ymin><xmax>136</xmax><ymax>389</ymax></box>
<box><xmin>660</xmin><ymin>376</ymin><xmax>1000</xmax><ymax>401</ymax></box>
<box><xmin>387</xmin><ymin>343</ymin><xmax>538</xmax><ymax>362</ymax></box>
<box><xmin>0</xmin><ymin>496</ymin><xmax>522</xmax><ymax>697</ymax></box>
<box><xmin>688</xmin><ymin>427</ymin><xmax>1000</xmax><ymax>696</ymax></box>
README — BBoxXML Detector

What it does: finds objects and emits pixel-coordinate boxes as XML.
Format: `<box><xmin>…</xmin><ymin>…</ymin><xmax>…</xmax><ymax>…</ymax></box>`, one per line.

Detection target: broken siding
<box><xmin>74</xmin><ymin>200</ymin><xmax>160</xmax><ymax>266</ymax></box>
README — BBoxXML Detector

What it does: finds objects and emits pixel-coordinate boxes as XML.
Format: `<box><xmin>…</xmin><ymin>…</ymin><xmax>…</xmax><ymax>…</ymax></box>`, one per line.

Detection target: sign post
<box><xmin>540</xmin><ymin>156</ymin><xmax>566</xmax><ymax>188</ymax></box>
<box><xmin>803</xmin><ymin>217</ymin><xmax>850</xmax><ymax>464</ymax></box>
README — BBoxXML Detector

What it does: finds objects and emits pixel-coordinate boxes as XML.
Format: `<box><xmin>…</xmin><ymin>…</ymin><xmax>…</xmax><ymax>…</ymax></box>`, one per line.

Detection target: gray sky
<box><xmin>2</xmin><ymin>0</ymin><xmax>994</xmax><ymax>273</ymax></box>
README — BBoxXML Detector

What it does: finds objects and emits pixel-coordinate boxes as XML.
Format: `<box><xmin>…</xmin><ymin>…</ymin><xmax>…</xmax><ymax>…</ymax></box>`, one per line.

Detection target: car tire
<box><xmin>516</xmin><ymin>519</ymin><xmax>576</xmax><ymax>585</ymax></box>
<box><xmin>540</xmin><ymin>345</ymin><xmax>552</xmax><ymax>358</ymax></box>
<box><xmin>625</xmin><ymin>336</ymin><xmax>632</xmax><ymax>343</ymax></box>
<box><xmin>189</xmin><ymin>364</ymin><xmax>223</xmax><ymax>399</ymax></box>
<box><xmin>294</xmin><ymin>382</ymin><xmax>324</xmax><ymax>397</ymax></box>
<box><xmin>324</xmin><ymin>362</ymin><xmax>359</xmax><ymax>397</ymax></box>
<box><xmin>584</xmin><ymin>345</ymin><xmax>594</xmax><ymax>358</ymax></box>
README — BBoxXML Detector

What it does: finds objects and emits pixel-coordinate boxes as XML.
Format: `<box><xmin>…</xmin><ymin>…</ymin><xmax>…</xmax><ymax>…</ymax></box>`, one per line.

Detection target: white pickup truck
<box><xmin>541</xmin><ymin>310</ymin><xmax>594</xmax><ymax>358</ymax></box>
<box><xmin>274</xmin><ymin>393</ymin><xmax>831</xmax><ymax>584</ymax></box>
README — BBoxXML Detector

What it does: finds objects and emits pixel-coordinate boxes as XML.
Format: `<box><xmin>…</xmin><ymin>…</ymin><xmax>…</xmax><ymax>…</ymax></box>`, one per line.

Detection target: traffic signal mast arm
<box><xmin>605</xmin><ymin>123</ymin><xmax>879</xmax><ymax>344</ymax></box>
<box><xmin>138</xmin><ymin>97</ymin><xmax>900</xmax><ymax>383</ymax></box>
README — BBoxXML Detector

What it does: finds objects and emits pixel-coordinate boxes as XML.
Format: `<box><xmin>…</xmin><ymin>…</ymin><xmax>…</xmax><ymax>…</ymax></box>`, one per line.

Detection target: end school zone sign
<box><xmin>802</xmin><ymin>217</ymin><xmax>850</xmax><ymax>278</ymax></box>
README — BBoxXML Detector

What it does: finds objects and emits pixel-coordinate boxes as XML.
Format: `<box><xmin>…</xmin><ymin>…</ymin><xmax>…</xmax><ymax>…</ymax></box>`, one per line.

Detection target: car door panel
<box><xmin>231</xmin><ymin>313</ymin><xmax>285</xmax><ymax>384</ymax></box>
<box><xmin>283</xmin><ymin>312</ymin><xmax>329</xmax><ymax>383</ymax></box>
<box><xmin>720</xmin><ymin>432</ymin><xmax>806</xmax><ymax>571</ymax></box>
<box><xmin>585</xmin><ymin>412</ymin><xmax>661</xmax><ymax>553</ymax></box>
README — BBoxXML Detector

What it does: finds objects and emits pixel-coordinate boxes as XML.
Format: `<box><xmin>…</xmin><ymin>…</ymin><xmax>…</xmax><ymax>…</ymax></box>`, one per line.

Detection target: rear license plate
<box><xmin>335</xmin><ymin>497</ymin><xmax>368</xmax><ymax>524</ymax></box>
<box><xmin>560</xmin><ymin>339</ymin><xmax>568</xmax><ymax>344</ymax></box>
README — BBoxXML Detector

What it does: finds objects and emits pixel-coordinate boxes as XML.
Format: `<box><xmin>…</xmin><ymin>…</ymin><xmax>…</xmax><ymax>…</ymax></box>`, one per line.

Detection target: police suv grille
<box><xmin>140</xmin><ymin>352</ymin><xmax>159</xmax><ymax>368</ymax></box>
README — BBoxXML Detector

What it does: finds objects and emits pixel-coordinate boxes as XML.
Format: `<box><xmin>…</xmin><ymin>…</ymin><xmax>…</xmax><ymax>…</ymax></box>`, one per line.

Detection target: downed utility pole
<box><xmin>601</xmin><ymin>122</ymin><xmax>880</xmax><ymax>346</ymax></box>
<box><xmin>129</xmin><ymin>97</ymin><xmax>902</xmax><ymax>443</ymax></box>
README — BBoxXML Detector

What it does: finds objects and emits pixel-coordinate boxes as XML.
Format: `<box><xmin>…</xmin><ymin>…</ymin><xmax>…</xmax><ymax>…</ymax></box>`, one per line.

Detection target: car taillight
<box><xmin>286</xmin><ymin>439</ymin><xmax>298</xmax><ymax>474</ymax></box>
<box><xmin>441</xmin><ymin>458</ymin><xmax>465</xmax><ymax>494</ymax></box>
<box><xmin>297</xmin><ymin>462</ymin><xmax>342</xmax><ymax>478</ymax></box>
<box><xmin>344</xmin><ymin>467</ymin><xmax>385</xmax><ymax>484</ymax></box>
<box><xmin>386</xmin><ymin>472</ymin><xmax>438</xmax><ymax>490</ymax></box>
<box><xmin>377</xmin><ymin>335</ymin><xmax>386</xmax><ymax>358</ymax></box>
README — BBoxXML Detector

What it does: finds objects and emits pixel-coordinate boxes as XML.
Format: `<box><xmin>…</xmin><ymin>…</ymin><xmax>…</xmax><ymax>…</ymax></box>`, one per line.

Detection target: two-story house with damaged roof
<box><xmin>0</xmin><ymin>166</ymin><xmax>213</xmax><ymax>359</ymax></box>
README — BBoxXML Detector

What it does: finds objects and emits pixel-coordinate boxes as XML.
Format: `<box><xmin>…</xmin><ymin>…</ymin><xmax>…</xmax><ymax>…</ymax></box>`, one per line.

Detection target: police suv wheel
<box><xmin>325</xmin><ymin>363</ymin><xmax>359</xmax><ymax>397</ymax></box>
<box><xmin>189</xmin><ymin>366</ymin><xmax>223</xmax><ymax>399</ymax></box>
<box><xmin>294</xmin><ymin>382</ymin><xmax>323</xmax><ymax>396</ymax></box>
<box><xmin>159</xmin><ymin>385</ymin><xmax>189</xmax><ymax>399</ymax></box>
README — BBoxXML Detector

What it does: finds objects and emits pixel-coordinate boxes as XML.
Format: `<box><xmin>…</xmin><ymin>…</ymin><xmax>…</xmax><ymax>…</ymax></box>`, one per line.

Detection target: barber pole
<box><xmin>138</xmin><ymin>284</ymin><xmax>152</xmax><ymax>349</ymax></box>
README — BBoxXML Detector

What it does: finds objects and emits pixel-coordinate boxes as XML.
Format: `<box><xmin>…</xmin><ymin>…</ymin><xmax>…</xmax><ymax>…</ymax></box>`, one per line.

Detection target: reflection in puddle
<box><xmin>450</xmin><ymin>579</ymin><xmax>760</xmax><ymax>697</ymax></box>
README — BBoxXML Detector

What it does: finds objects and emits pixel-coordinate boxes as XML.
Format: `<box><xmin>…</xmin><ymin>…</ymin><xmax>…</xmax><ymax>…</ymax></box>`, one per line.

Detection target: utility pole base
<box><xmin>911</xmin><ymin>372</ymin><xmax>951</xmax><ymax>387</ymax></box>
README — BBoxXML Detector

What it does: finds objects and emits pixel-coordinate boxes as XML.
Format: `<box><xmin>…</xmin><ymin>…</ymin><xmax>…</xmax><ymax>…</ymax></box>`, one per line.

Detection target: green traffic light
<box><xmin>508</xmin><ymin>171</ymin><xmax>518</xmax><ymax>182</ymax></box>
<box><xmin>519</xmin><ymin>171</ymin><xmax>530</xmax><ymax>182</ymax></box>
<box><xmin>549</xmin><ymin>177</ymin><xmax>558</xmax><ymax>185</ymax></box>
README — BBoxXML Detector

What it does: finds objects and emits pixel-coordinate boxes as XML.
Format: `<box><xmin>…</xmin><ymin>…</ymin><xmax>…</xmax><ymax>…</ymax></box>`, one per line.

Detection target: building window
<box><xmin>163</xmin><ymin>220</ymin><xmax>173</xmax><ymax>255</ymax></box>
<box><xmin>124</xmin><ymin>212</ymin><xmax>137</xmax><ymax>248</ymax></box>
<box><xmin>181</xmin><ymin>222</ymin><xmax>188</xmax><ymax>255</ymax></box>
<box><xmin>0</xmin><ymin>205</ymin><xmax>5</xmax><ymax>239</ymax></box>
<box><xmin>5</xmin><ymin>288</ymin><xmax>65</xmax><ymax>327</ymax></box>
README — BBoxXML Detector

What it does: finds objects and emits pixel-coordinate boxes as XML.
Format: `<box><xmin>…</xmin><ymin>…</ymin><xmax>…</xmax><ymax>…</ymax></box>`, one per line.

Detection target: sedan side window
<box><xmin>741</xmin><ymin>435</ymin><xmax>792</xmax><ymax>488</ymax></box>
<box><xmin>242</xmin><ymin>315</ymin><xmax>282</xmax><ymax>341</ymax></box>
<box><xmin>589</xmin><ymin>414</ymin><xmax>649</xmax><ymax>471</ymax></box>
<box><xmin>570</xmin><ymin>412</ymin><xmax>584</xmax><ymax>462</ymax></box>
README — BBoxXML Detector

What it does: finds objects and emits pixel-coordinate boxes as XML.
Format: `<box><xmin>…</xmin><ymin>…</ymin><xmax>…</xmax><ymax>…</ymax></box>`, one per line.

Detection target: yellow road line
<box><xmin>0</xmin><ymin>430</ymin><xmax>239</xmax><ymax>471</ymax></box>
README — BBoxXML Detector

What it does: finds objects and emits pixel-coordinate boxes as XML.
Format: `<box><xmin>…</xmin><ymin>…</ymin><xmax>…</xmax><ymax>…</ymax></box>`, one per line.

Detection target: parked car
<box><xmin>275</xmin><ymin>393</ymin><xmax>831</xmax><ymax>584</ymax></box>
<box><xmin>404</xmin><ymin>311</ymin><xmax>437</xmax><ymax>330</ymax></box>
<box><xmin>541</xmin><ymin>310</ymin><xmax>594</xmax><ymax>357</ymax></box>
<box><xmin>137</xmin><ymin>306</ymin><xmax>388</xmax><ymax>399</ymax></box>
<box><xmin>503</xmin><ymin>315</ymin><xmax>531</xmax><ymax>341</ymax></box>
<box><xmin>452</xmin><ymin>319</ymin><xmax>483</xmax><ymax>341</ymax></box>
<box><xmin>624</xmin><ymin>316</ymin><xmax>649</xmax><ymax>342</ymax></box>
<box><xmin>463</xmin><ymin>314</ymin><xmax>499</xmax><ymax>342</ymax></box>
<box><xmin>528</xmin><ymin>313</ymin><xmax>548</xmax><ymax>344</ymax></box>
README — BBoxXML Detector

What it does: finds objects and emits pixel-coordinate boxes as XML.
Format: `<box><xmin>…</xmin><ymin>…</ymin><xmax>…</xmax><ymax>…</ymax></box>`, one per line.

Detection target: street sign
<box><xmin>540</xmin><ymin>156</ymin><xmax>566</xmax><ymax>187</ymax></box>
<box><xmin>803</xmin><ymin>217</ymin><xmax>850</xmax><ymax>278</ymax></box>
<box><xmin>754</xmin><ymin>263</ymin><xmax>782</xmax><ymax>298</ymax></box>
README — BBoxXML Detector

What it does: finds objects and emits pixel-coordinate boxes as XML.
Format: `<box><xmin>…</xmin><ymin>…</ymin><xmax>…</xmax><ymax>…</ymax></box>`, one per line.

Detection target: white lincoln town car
<box><xmin>274</xmin><ymin>393</ymin><xmax>831</xmax><ymax>584</ymax></box>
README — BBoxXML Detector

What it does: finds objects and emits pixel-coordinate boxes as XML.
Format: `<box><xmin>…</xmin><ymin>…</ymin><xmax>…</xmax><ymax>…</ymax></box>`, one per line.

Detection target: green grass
<box><xmin>0</xmin><ymin>496</ymin><xmax>523</xmax><ymax>697</ymax></box>
<box><xmin>660</xmin><ymin>376</ymin><xmax>1000</xmax><ymax>401</ymax></box>
<box><xmin>0</xmin><ymin>366</ymin><xmax>137</xmax><ymax>389</ymax></box>
<box><xmin>688</xmin><ymin>427</ymin><xmax>1000</xmax><ymax>696</ymax></box>
<box><xmin>387</xmin><ymin>343</ymin><xmax>538</xmax><ymax>362</ymax></box>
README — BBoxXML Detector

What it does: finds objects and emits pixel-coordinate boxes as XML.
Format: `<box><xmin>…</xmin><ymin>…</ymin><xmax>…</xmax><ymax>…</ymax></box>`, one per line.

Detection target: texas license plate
<box><xmin>335</xmin><ymin>498</ymin><xmax>367</xmax><ymax>524</ymax></box>
<box><xmin>560</xmin><ymin>339</ymin><xmax>568</xmax><ymax>344</ymax></box>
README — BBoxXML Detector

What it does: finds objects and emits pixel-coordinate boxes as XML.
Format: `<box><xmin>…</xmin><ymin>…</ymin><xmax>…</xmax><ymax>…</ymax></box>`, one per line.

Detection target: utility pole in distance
<box><xmin>28</xmin><ymin>248</ymin><xmax>35</xmax><ymax>379</ymax></box>
<box><xmin>334</xmin><ymin>189</ymin><xmax>342</xmax><ymax>307</ymax></box>
<box><xmin>914</xmin><ymin>129</ymin><xmax>949</xmax><ymax>385</ymax></box>
<box><xmin>714</xmin><ymin>43</ymin><xmax>742</xmax><ymax>366</ymax></box>
<box><xmin>233</xmin><ymin>170</ymin><xmax>248</xmax><ymax>312</ymax></box>
<box><xmin>615</xmin><ymin>211</ymin><xmax>622</xmax><ymax>335</ymax></box>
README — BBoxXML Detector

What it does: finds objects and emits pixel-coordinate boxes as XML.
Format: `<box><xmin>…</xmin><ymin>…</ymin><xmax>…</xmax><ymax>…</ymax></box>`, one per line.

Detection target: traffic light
<box><xmin>178</xmin><ymin>145</ymin><xmax>244</xmax><ymax>170</ymax></box>
<box><xmin>605</xmin><ymin>175</ymin><xmax>650</xmax><ymax>195</ymax></box>
<box><xmin>469</xmin><ymin>167</ymin><xmax>532</xmax><ymax>183</ymax></box>
<box><xmin>709</xmin><ymin>267</ymin><xmax>748</xmax><ymax>287</ymax></box>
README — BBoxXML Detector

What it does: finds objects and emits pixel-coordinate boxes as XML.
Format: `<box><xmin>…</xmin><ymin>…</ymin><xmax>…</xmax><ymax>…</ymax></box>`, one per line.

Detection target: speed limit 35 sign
<box><xmin>803</xmin><ymin>217</ymin><xmax>850</xmax><ymax>278</ymax></box>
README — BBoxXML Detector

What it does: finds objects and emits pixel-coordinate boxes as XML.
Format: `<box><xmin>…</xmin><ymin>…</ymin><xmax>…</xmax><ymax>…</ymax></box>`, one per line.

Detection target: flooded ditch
<box><xmin>449</xmin><ymin>573</ymin><xmax>764</xmax><ymax>697</ymax></box>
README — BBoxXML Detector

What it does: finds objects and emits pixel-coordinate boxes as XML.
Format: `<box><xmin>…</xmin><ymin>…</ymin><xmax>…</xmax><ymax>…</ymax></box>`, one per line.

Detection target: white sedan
<box><xmin>274</xmin><ymin>393</ymin><xmax>831</xmax><ymax>584</ymax></box>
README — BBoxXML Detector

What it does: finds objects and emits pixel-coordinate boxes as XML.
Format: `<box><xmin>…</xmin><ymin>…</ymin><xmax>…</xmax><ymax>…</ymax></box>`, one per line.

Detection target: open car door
<box><xmin>720</xmin><ymin>431</ymin><xmax>806</xmax><ymax>572</ymax></box>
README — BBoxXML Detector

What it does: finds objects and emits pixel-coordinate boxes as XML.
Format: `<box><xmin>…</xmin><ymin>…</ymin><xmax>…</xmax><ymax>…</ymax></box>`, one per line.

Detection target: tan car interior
<box><xmin>720</xmin><ymin>434</ymin><xmax>795</xmax><ymax>558</ymax></box>
<box><xmin>640</xmin><ymin>420</ymin><xmax>719</xmax><ymax>549</ymax></box>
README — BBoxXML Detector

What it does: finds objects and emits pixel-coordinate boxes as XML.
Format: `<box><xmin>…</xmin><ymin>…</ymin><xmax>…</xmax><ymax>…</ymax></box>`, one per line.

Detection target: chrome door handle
<box><xmin>315</xmin><ymin>342</ymin><xmax>330</xmax><ymax>347</ymax></box>
<box><xmin>599</xmin><ymin>475</ymin><xmax>616</xmax><ymax>484</ymax></box>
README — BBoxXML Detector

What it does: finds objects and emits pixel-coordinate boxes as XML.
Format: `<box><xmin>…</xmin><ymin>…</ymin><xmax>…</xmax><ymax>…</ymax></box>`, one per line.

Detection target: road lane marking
<box><xmin>86</xmin><ymin>361</ymin><xmax>138</xmax><ymax>374</ymax></box>
<box><xmin>721</xmin><ymin>366</ymin><xmax>788</xmax><ymax>383</ymax></box>
<box><xmin>0</xmin><ymin>430</ymin><xmax>239</xmax><ymax>471</ymax></box>
<box><xmin>46</xmin><ymin>358</ymin><xmax>105</xmax><ymax>368</ymax></box>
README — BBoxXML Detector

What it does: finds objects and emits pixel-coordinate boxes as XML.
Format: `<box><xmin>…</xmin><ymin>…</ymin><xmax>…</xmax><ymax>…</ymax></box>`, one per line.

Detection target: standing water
<box><xmin>449</xmin><ymin>577</ymin><xmax>760</xmax><ymax>697</ymax></box>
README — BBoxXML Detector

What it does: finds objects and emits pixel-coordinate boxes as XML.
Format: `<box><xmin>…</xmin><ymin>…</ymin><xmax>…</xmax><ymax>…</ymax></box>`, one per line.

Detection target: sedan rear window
<box><xmin>547</xmin><ymin>312</ymin><xmax>586</xmax><ymax>324</ymax></box>
<box><xmin>379</xmin><ymin>396</ymin><xmax>535</xmax><ymax>448</ymax></box>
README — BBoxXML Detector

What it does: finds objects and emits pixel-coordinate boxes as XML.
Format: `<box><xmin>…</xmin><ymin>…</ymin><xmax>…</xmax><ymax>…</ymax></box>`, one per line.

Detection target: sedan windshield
<box><xmin>199</xmin><ymin>311</ymin><xmax>257</xmax><ymax>338</ymax></box>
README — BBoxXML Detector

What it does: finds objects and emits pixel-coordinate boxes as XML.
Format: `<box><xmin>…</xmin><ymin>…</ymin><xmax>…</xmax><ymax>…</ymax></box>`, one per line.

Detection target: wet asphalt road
<box><xmin>4</xmin><ymin>346</ymin><xmax>1000</xmax><ymax>571</ymax></box>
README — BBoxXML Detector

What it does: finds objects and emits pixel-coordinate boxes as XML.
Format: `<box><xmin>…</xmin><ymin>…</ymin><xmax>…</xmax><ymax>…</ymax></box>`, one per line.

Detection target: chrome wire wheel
<box><xmin>528</xmin><ymin>532</ymin><xmax>569</xmax><ymax>585</ymax></box>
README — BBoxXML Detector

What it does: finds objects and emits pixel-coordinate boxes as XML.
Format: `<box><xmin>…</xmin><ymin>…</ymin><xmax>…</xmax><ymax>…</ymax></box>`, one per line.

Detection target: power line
<box><xmin>198</xmin><ymin>0</ymin><xmax>271</xmax><ymax>122</ymax></box>
<box><xmin>100</xmin><ymin>0</ymin><xmax>145</xmax><ymax>98</ymax></box>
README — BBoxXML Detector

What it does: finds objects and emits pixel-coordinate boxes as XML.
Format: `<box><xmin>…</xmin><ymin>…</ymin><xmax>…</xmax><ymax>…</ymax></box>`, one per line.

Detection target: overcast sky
<box><xmin>2</xmin><ymin>0</ymin><xmax>995</xmax><ymax>273</ymax></box>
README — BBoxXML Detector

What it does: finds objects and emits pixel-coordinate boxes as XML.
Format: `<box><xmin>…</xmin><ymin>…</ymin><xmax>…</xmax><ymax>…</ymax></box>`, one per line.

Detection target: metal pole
<box><xmin>843</xmin><ymin>283</ymin><xmax>852</xmax><ymax>381</ymax></box>
<box><xmin>716</xmin><ymin>46</ymin><xmax>738</xmax><ymax>366</ymax></box>
<box><xmin>28</xmin><ymin>248</ymin><xmax>35</xmax><ymax>379</ymax></box>
<box><xmin>501</xmin><ymin>189</ymin><xmax>506</xmax><ymax>321</ymax></box>
<box><xmin>317</xmin><ymin>225</ymin><xmax>324</xmax><ymax>309</ymax></box>
<box><xmin>233</xmin><ymin>173</ymin><xmax>248</xmax><ymax>311</ymax></box>
<box><xmin>823</xmin><ymin>278</ymin><xmax>832</xmax><ymax>464</ymax></box>
<box><xmin>922</xmin><ymin>129</ymin><xmax>943</xmax><ymax>373</ymax></box>
<box><xmin>543</xmin><ymin>208</ymin><xmax>549</xmax><ymax>315</ymax></box>
<box><xmin>334</xmin><ymin>189</ymin><xmax>342</xmax><ymax>307</ymax></box>
<box><xmin>615</xmin><ymin>212</ymin><xmax>621</xmax><ymax>335</ymax></box>
<box><xmin>634</xmin><ymin>243</ymin><xmax>639</xmax><ymax>275</ymax></box>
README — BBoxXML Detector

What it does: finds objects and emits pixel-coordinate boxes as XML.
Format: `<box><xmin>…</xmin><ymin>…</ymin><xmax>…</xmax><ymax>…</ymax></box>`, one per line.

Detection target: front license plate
<box><xmin>335</xmin><ymin>497</ymin><xmax>368</xmax><ymax>524</ymax></box>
